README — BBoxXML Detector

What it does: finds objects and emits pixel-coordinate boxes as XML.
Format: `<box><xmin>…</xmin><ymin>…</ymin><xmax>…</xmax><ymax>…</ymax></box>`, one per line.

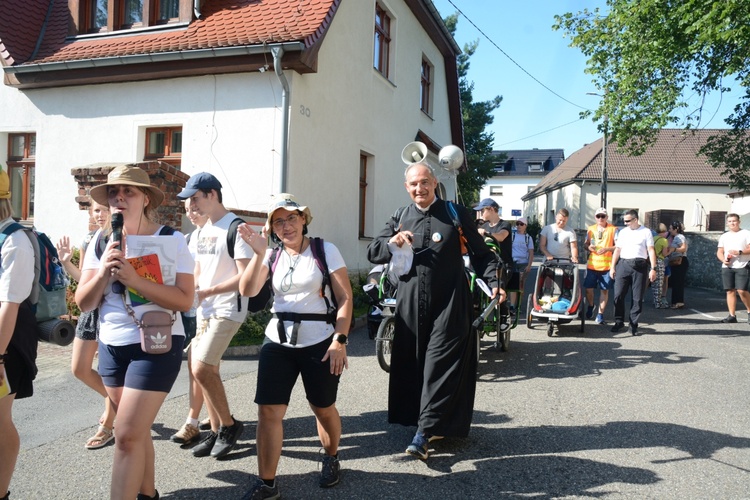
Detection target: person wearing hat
<box><xmin>237</xmin><ymin>193</ymin><xmax>353</xmax><ymax>498</ymax></box>
<box><xmin>510</xmin><ymin>216</ymin><xmax>535</xmax><ymax>311</ymax></box>
<box><xmin>0</xmin><ymin>168</ymin><xmax>37</xmax><ymax>500</ymax></box>
<box><xmin>474</xmin><ymin>198</ymin><xmax>513</xmax><ymax>267</ymax></box>
<box><xmin>583</xmin><ymin>208</ymin><xmax>617</xmax><ymax>324</ymax></box>
<box><xmin>367</xmin><ymin>163</ymin><xmax>501</xmax><ymax>460</ymax></box>
<box><xmin>175</xmin><ymin>172</ymin><xmax>252</xmax><ymax>460</ymax></box>
<box><xmin>76</xmin><ymin>164</ymin><xmax>195</xmax><ymax>500</ymax></box>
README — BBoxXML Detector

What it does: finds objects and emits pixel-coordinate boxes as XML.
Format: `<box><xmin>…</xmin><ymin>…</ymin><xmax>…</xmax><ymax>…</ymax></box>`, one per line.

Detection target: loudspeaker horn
<box><xmin>438</xmin><ymin>144</ymin><xmax>464</xmax><ymax>172</ymax></box>
<box><xmin>401</xmin><ymin>141</ymin><xmax>428</xmax><ymax>164</ymax></box>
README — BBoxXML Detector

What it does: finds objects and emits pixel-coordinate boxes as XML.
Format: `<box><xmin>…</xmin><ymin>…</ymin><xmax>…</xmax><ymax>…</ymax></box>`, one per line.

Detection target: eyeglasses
<box><xmin>595</xmin><ymin>214</ymin><xmax>607</xmax><ymax>219</ymax></box>
<box><xmin>623</xmin><ymin>218</ymin><xmax>634</xmax><ymax>223</ymax></box>
<box><xmin>272</xmin><ymin>213</ymin><xmax>301</xmax><ymax>230</ymax></box>
<box><xmin>516</xmin><ymin>222</ymin><xmax>526</xmax><ymax>226</ymax></box>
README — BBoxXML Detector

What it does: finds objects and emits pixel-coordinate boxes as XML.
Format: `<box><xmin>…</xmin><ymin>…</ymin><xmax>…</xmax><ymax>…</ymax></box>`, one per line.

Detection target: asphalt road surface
<box><xmin>9</xmin><ymin>268</ymin><xmax>750</xmax><ymax>499</ymax></box>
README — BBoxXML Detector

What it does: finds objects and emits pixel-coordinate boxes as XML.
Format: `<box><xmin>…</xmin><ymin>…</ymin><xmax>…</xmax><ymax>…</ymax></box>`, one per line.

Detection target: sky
<box><xmin>431</xmin><ymin>0</ymin><xmax>743</xmax><ymax>158</ymax></box>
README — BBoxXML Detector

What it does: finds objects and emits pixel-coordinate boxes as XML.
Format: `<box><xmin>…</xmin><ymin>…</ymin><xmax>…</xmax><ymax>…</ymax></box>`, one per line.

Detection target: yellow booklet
<box><xmin>0</xmin><ymin>366</ymin><xmax>10</xmax><ymax>399</ymax></box>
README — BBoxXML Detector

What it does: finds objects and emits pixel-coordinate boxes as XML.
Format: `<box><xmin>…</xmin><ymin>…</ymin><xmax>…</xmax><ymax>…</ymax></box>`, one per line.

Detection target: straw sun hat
<box><xmin>89</xmin><ymin>165</ymin><xmax>165</xmax><ymax>208</ymax></box>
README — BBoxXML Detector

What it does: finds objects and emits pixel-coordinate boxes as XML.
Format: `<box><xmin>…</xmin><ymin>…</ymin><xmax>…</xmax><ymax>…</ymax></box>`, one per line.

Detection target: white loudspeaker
<box><xmin>401</xmin><ymin>141</ymin><xmax>428</xmax><ymax>164</ymax></box>
<box><xmin>438</xmin><ymin>145</ymin><xmax>464</xmax><ymax>171</ymax></box>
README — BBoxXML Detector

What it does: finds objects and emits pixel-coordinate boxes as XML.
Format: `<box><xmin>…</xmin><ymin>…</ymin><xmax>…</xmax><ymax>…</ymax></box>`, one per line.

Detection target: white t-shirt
<box><xmin>0</xmin><ymin>218</ymin><xmax>34</xmax><ymax>304</ymax></box>
<box><xmin>82</xmin><ymin>227</ymin><xmax>194</xmax><ymax>346</ymax></box>
<box><xmin>264</xmin><ymin>240</ymin><xmax>345</xmax><ymax>348</ymax></box>
<box><xmin>615</xmin><ymin>225</ymin><xmax>654</xmax><ymax>259</ymax></box>
<box><xmin>541</xmin><ymin>224</ymin><xmax>577</xmax><ymax>259</ymax></box>
<box><xmin>718</xmin><ymin>229</ymin><xmax>750</xmax><ymax>269</ymax></box>
<box><xmin>511</xmin><ymin>231</ymin><xmax>534</xmax><ymax>264</ymax></box>
<box><xmin>195</xmin><ymin>213</ymin><xmax>254</xmax><ymax>322</ymax></box>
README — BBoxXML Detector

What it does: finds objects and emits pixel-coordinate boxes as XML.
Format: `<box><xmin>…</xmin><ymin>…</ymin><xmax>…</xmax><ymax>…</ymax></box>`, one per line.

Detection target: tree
<box><xmin>443</xmin><ymin>14</ymin><xmax>503</xmax><ymax>205</ymax></box>
<box><xmin>554</xmin><ymin>0</ymin><xmax>750</xmax><ymax>190</ymax></box>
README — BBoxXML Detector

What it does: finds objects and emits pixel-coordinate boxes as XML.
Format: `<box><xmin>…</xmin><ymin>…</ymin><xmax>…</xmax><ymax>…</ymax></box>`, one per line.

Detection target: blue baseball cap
<box><xmin>177</xmin><ymin>172</ymin><xmax>223</xmax><ymax>199</ymax></box>
<box><xmin>474</xmin><ymin>198</ymin><xmax>499</xmax><ymax>211</ymax></box>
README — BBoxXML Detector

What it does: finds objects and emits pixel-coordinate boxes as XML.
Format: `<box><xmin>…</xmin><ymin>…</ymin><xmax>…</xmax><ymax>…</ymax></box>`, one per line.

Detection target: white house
<box><xmin>522</xmin><ymin>129</ymin><xmax>735</xmax><ymax>232</ymax></box>
<box><xmin>480</xmin><ymin>148</ymin><xmax>564</xmax><ymax>220</ymax></box>
<box><xmin>0</xmin><ymin>0</ymin><xmax>463</xmax><ymax>271</ymax></box>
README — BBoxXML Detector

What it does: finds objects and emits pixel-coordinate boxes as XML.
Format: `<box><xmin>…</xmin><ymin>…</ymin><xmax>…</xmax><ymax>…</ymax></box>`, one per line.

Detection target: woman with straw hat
<box><xmin>76</xmin><ymin>164</ymin><xmax>194</xmax><ymax>500</ymax></box>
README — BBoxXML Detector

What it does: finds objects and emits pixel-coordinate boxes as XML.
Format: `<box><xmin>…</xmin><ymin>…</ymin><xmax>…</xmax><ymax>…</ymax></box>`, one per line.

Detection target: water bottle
<box><xmin>186</xmin><ymin>289</ymin><xmax>199</xmax><ymax>318</ymax></box>
<box><xmin>53</xmin><ymin>265</ymin><xmax>66</xmax><ymax>290</ymax></box>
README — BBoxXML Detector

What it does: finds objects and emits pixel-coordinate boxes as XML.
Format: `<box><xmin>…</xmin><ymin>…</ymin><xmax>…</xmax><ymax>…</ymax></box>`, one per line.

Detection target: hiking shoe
<box><xmin>721</xmin><ymin>315</ymin><xmax>738</xmax><ymax>323</ymax></box>
<box><xmin>191</xmin><ymin>431</ymin><xmax>217</xmax><ymax>457</ymax></box>
<box><xmin>595</xmin><ymin>314</ymin><xmax>605</xmax><ymax>325</ymax></box>
<box><xmin>136</xmin><ymin>491</ymin><xmax>159</xmax><ymax>500</ymax></box>
<box><xmin>241</xmin><ymin>479</ymin><xmax>280</xmax><ymax>500</ymax></box>
<box><xmin>319</xmin><ymin>454</ymin><xmax>341</xmax><ymax>488</ymax></box>
<box><xmin>610</xmin><ymin>321</ymin><xmax>625</xmax><ymax>333</ymax></box>
<box><xmin>406</xmin><ymin>432</ymin><xmax>429</xmax><ymax>460</ymax></box>
<box><xmin>586</xmin><ymin>305</ymin><xmax>595</xmax><ymax>319</ymax></box>
<box><xmin>199</xmin><ymin>418</ymin><xmax>211</xmax><ymax>431</ymax></box>
<box><xmin>170</xmin><ymin>423</ymin><xmax>200</xmax><ymax>445</ymax></box>
<box><xmin>210</xmin><ymin>418</ymin><xmax>244</xmax><ymax>458</ymax></box>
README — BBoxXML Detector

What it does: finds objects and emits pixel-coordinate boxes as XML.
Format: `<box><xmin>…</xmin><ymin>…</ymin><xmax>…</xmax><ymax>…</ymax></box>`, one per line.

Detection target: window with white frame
<box><xmin>489</xmin><ymin>186</ymin><xmax>503</xmax><ymax>196</ymax></box>
<box><xmin>420</xmin><ymin>57</ymin><xmax>433</xmax><ymax>114</ymax></box>
<box><xmin>374</xmin><ymin>4</ymin><xmax>392</xmax><ymax>78</ymax></box>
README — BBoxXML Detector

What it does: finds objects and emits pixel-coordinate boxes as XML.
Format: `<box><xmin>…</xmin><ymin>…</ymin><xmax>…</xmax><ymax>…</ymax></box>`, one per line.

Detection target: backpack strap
<box><xmin>226</xmin><ymin>217</ymin><xmax>244</xmax><ymax>259</ymax></box>
<box><xmin>0</xmin><ymin>223</ymin><xmax>40</xmax><ymax>308</ymax></box>
<box><xmin>446</xmin><ymin>201</ymin><xmax>471</xmax><ymax>256</ymax></box>
<box><xmin>158</xmin><ymin>225</ymin><xmax>177</xmax><ymax>236</ymax></box>
<box><xmin>309</xmin><ymin>237</ymin><xmax>338</xmax><ymax>323</ymax></box>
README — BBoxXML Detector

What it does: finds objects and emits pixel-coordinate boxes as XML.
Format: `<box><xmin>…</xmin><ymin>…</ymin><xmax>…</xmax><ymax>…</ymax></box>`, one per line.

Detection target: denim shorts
<box><xmin>584</xmin><ymin>269</ymin><xmax>613</xmax><ymax>290</ymax></box>
<box><xmin>98</xmin><ymin>341</ymin><xmax>182</xmax><ymax>392</ymax></box>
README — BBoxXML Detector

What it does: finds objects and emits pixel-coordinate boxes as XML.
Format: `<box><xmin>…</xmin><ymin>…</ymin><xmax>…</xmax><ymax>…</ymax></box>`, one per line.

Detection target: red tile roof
<box><xmin>526</xmin><ymin>129</ymin><xmax>735</xmax><ymax>199</ymax></box>
<box><xmin>0</xmin><ymin>0</ymin><xmax>339</xmax><ymax>66</ymax></box>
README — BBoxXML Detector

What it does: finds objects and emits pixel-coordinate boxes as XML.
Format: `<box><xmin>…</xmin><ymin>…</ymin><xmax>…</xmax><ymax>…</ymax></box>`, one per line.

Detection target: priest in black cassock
<box><xmin>367</xmin><ymin>162</ymin><xmax>502</xmax><ymax>460</ymax></box>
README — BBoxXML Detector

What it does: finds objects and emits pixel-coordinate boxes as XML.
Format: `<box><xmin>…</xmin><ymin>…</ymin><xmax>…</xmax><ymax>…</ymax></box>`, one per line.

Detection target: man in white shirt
<box><xmin>177</xmin><ymin>173</ymin><xmax>253</xmax><ymax>459</ymax></box>
<box><xmin>609</xmin><ymin>210</ymin><xmax>657</xmax><ymax>335</ymax></box>
<box><xmin>716</xmin><ymin>213</ymin><xmax>750</xmax><ymax>323</ymax></box>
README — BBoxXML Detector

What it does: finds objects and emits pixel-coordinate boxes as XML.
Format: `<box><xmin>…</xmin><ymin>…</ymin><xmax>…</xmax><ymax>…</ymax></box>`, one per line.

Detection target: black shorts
<box><xmin>255</xmin><ymin>336</ymin><xmax>340</xmax><ymax>408</ymax></box>
<box><xmin>722</xmin><ymin>266</ymin><xmax>750</xmax><ymax>291</ymax></box>
<box><xmin>4</xmin><ymin>345</ymin><xmax>33</xmax><ymax>399</ymax></box>
<box><xmin>98</xmin><ymin>341</ymin><xmax>182</xmax><ymax>392</ymax></box>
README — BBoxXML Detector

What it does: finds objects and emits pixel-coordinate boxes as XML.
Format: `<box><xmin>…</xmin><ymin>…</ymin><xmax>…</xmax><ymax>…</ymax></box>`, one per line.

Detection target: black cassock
<box><xmin>367</xmin><ymin>199</ymin><xmax>499</xmax><ymax>437</ymax></box>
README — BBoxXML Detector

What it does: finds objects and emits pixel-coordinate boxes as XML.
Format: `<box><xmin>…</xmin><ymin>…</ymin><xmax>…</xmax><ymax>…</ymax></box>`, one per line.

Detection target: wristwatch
<box><xmin>740</xmin><ymin>250</ymin><xmax>744</xmax><ymax>255</ymax></box>
<box><xmin>334</xmin><ymin>333</ymin><xmax>348</xmax><ymax>345</ymax></box>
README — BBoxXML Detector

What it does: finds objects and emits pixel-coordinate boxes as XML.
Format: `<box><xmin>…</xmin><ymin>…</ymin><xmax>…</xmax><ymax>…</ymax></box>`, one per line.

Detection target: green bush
<box><xmin>526</xmin><ymin>217</ymin><xmax>542</xmax><ymax>252</ymax></box>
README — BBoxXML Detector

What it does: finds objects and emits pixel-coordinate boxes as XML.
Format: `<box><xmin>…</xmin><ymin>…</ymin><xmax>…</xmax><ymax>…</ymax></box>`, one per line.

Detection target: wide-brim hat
<box><xmin>264</xmin><ymin>193</ymin><xmax>313</xmax><ymax>234</ymax></box>
<box><xmin>89</xmin><ymin>165</ymin><xmax>165</xmax><ymax>208</ymax></box>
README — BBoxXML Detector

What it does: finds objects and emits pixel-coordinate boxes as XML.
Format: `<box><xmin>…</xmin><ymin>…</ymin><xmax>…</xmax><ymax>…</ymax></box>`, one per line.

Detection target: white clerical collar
<box><xmin>414</xmin><ymin>197</ymin><xmax>438</xmax><ymax>214</ymax></box>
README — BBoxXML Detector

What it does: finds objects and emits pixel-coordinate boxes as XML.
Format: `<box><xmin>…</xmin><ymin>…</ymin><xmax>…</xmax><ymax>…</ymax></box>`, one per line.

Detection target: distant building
<box><xmin>479</xmin><ymin>148</ymin><xmax>565</xmax><ymax>220</ymax></box>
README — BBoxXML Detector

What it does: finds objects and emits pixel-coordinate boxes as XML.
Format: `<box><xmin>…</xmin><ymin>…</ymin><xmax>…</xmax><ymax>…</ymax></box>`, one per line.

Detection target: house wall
<box><xmin>480</xmin><ymin>176</ymin><xmax>536</xmax><ymax>220</ymax></box>
<box><xmin>285</xmin><ymin>0</ymin><xmax>455</xmax><ymax>271</ymax></box>
<box><xmin>526</xmin><ymin>181</ymin><xmax>731</xmax><ymax>232</ymax></box>
<box><xmin>0</xmin><ymin>1</ymin><xmax>456</xmax><ymax>272</ymax></box>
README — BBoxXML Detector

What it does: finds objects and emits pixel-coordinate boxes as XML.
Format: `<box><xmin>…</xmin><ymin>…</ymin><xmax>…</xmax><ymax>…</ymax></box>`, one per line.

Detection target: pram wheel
<box><xmin>526</xmin><ymin>295</ymin><xmax>534</xmax><ymax>329</ymax></box>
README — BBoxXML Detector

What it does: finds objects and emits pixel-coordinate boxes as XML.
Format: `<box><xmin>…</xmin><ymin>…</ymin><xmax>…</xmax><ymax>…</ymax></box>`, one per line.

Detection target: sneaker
<box><xmin>241</xmin><ymin>479</ymin><xmax>280</xmax><ymax>500</ymax></box>
<box><xmin>210</xmin><ymin>418</ymin><xmax>244</xmax><ymax>458</ymax></box>
<box><xmin>671</xmin><ymin>303</ymin><xmax>685</xmax><ymax>309</ymax></box>
<box><xmin>406</xmin><ymin>431</ymin><xmax>429</xmax><ymax>460</ymax></box>
<box><xmin>191</xmin><ymin>431</ymin><xmax>218</xmax><ymax>458</ymax></box>
<box><xmin>199</xmin><ymin>418</ymin><xmax>211</xmax><ymax>431</ymax></box>
<box><xmin>721</xmin><ymin>315</ymin><xmax>738</xmax><ymax>323</ymax></box>
<box><xmin>319</xmin><ymin>454</ymin><xmax>341</xmax><ymax>488</ymax></box>
<box><xmin>629</xmin><ymin>323</ymin><xmax>639</xmax><ymax>336</ymax></box>
<box><xmin>585</xmin><ymin>305</ymin><xmax>594</xmax><ymax>319</ymax></box>
<box><xmin>136</xmin><ymin>491</ymin><xmax>159</xmax><ymax>500</ymax></box>
<box><xmin>610</xmin><ymin>321</ymin><xmax>625</xmax><ymax>333</ymax></box>
<box><xmin>170</xmin><ymin>423</ymin><xmax>200</xmax><ymax>445</ymax></box>
<box><xmin>595</xmin><ymin>314</ymin><xmax>605</xmax><ymax>325</ymax></box>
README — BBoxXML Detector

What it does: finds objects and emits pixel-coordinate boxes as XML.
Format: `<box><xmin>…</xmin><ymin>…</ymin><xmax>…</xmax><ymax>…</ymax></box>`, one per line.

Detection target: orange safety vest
<box><xmin>587</xmin><ymin>223</ymin><xmax>616</xmax><ymax>271</ymax></box>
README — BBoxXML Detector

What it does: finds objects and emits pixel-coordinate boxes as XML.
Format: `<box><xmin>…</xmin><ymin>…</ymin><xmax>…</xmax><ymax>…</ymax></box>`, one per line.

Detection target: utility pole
<box><xmin>587</xmin><ymin>92</ymin><xmax>608</xmax><ymax>209</ymax></box>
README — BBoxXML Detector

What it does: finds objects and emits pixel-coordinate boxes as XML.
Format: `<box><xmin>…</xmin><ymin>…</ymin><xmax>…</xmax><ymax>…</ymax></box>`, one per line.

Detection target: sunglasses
<box><xmin>623</xmin><ymin>218</ymin><xmax>634</xmax><ymax>223</ymax></box>
<box><xmin>516</xmin><ymin>222</ymin><xmax>526</xmax><ymax>226</ymax></box>
<box><xmin>595</xmin><ymin>214</ymin><xmax>607</xmax><ymax>219</ymax></box>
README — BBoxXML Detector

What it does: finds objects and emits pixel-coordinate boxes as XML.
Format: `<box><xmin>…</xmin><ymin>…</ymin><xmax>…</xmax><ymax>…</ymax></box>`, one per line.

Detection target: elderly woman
<box><xmin>238</xmin><ymin>193</ymin><xmax>353</xmax><ymax>500</ymax></box>
<box><xmin>76</xmin><ymin>165</ymin><xmax>194</xmax><ymax>500</ymax></box>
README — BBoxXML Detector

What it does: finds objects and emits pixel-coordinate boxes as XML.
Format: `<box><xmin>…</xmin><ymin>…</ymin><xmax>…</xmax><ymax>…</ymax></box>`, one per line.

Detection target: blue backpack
<box><xmin>0</xmin><ymin>223</ymin><xmax>68</xmax><ymax>322</ymax></box>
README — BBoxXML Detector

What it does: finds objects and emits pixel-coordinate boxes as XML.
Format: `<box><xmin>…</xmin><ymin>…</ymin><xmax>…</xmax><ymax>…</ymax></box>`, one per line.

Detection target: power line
<box><xmin>496</xmin><ymin>118</ymin><xmax>583</xmax><ymax>147</ymax></box>
<box><xmin>446</xmin><ymin>0</ymin><xmax>589</xmax><ymax>111</ymax></box>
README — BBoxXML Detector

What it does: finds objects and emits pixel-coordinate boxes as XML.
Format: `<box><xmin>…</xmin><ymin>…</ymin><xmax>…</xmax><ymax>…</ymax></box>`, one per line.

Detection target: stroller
<box><xmin>526</xmin><ymin>258</ymin><xmax>586</xmax><ymax>337</ymax></box>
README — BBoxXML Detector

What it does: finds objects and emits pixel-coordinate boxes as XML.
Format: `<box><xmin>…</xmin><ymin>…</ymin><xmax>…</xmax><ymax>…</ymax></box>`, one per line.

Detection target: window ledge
<box><xmin>68</xmin><ymin>21</ymin><xmax>190</xmax><ymax>41</ymax></box>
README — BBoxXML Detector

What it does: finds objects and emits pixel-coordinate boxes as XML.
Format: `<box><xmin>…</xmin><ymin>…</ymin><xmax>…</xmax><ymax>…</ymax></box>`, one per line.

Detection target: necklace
<box><xmin>280</xmin><ymin>247</ymin><xmax>303</xmax><ymax>293</ymax></box>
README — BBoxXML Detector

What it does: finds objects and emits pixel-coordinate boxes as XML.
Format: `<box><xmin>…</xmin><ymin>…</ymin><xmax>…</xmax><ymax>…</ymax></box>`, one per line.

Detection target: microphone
<box><xmin>111</xmin><ymin>212</ymin><xmax>125</xmax><ymax>294</ymax></box>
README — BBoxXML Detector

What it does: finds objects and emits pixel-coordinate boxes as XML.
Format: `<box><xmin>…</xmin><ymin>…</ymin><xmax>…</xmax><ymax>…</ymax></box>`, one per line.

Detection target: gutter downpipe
<box><xmin>194</xmin><ymin>0</ymin><xmax>201</xmax><ymax>19</ymax></box>
<box><xmin>272</xmin><ymin>46</ymin><xmax>290</xmax><ymax>193</ymax></box>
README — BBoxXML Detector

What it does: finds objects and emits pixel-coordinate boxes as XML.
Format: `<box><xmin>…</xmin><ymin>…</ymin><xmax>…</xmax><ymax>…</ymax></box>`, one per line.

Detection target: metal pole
<box><xmin>601</xmin><ymin>119</ymin><xmax>608</xmax><ymax>209</ymax></box>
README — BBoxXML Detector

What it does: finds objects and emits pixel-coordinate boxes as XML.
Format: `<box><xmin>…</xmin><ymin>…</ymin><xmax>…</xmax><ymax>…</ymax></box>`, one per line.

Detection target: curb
<box><xmin>221</xmin><ymin>315</ymin><xmax>368</xmax><ymax>358</ymax></box>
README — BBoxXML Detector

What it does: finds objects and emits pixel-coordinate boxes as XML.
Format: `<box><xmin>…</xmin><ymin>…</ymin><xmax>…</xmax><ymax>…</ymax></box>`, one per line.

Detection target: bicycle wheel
<box><xmin>375</xmin><ymin>315</ymin><xmax>395</xmax><ymax>373</ymax></box>
<box><xmin>498</xmin><ymin>303</ymin><xmax>511</xmax><ymax>352</ymax></box>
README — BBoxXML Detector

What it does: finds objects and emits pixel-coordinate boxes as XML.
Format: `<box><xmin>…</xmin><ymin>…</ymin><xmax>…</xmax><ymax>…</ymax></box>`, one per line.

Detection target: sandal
<box><xmin>85</xmin><ymin>424</ymin><xmax>114</xmax><ymax>450</ymax></box>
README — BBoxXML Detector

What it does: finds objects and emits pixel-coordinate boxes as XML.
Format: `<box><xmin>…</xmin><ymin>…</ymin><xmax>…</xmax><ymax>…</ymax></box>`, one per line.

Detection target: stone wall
<box><xmin>575</xmin><ymin>229</ymin><xmax>723</xmax><ymax>291</ymax></box>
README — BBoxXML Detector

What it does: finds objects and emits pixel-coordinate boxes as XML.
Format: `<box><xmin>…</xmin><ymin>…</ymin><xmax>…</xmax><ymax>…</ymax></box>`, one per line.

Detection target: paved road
<box><xmin>9</xmin><ymin>269</ymin><xmax>750</xmax><ymax>499</ymax></box>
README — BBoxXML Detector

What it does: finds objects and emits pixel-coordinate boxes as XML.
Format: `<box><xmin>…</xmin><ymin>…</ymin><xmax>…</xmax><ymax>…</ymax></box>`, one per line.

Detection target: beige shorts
<box><xmin>190</xmin><ymin>316</ymin><xmax>242</xmax><ymax>366</ymax></box>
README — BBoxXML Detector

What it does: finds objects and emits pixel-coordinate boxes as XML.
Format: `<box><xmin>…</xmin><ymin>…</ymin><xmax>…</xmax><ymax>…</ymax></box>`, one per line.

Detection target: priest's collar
<box><xmin>414</xmin><ymin>197</ymin><xmax>438</xmax><ymax>214</ymax></box>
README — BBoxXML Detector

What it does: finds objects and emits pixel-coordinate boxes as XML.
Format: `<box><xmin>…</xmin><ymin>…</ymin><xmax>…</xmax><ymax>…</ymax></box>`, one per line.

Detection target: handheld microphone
<box><xmin>111</xmin><ymin>212</ymin><xmax>125</xmax><ymax>294</ymax></box>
